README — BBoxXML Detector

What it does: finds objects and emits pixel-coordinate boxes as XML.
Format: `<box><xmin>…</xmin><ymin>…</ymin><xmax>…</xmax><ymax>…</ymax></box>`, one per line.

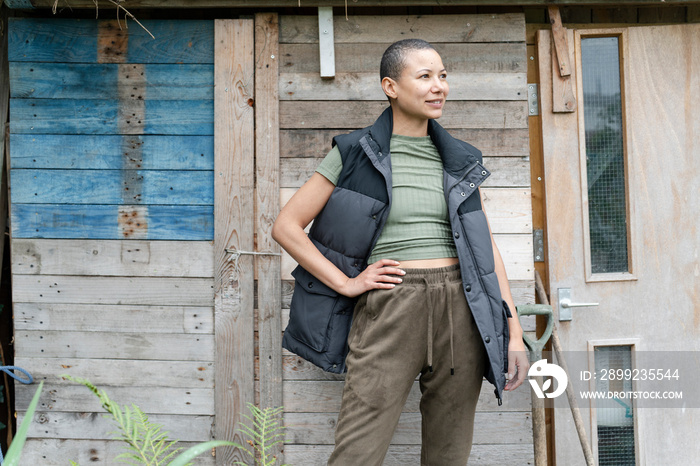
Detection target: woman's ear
<box><xmin>381</xmin><ymin>76</ymin><xmax>398</xmax><ymax>100</ymax></box>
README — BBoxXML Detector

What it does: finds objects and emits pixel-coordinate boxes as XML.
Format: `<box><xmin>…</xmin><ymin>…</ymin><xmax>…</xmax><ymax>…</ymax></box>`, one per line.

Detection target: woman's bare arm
<box><xmin>272</xmin><ymin>173</ymin><xmax>405</xmax><ymax>298</ymax></box>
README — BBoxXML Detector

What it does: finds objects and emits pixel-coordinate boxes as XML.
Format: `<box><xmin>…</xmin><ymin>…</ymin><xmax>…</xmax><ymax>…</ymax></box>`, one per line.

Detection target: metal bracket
<box><xmin>528</xmin><ymin>83</ymin><xmax>539</xmax><ymax>116</ymax></box>
<box><xmin>533</xmin><ymin>228</ymin><xmax>544</xmax><ymax>262</ymax></box>
<box><xmin>318</xmin><ymin>6</ymin><xmax>335</xmax><ymax>78</ymax></box>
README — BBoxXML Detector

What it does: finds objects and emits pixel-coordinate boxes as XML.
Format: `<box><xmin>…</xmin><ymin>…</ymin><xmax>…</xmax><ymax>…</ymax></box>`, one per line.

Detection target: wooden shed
<box><xmin>1</xmin><ymin>2</ymin><xmax>698</xmax><ymax>465</ymax></box>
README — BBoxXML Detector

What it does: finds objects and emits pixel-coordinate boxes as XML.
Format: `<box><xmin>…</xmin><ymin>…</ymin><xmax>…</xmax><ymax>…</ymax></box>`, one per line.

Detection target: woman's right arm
<box><xmin>272</xmin><ymin>172</ymin><xmax>404</xmax><ymax>298</ymax></box>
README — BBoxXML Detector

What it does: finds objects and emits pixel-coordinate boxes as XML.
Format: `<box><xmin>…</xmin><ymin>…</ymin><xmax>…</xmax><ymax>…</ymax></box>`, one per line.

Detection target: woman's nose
<box><xmin>432</xmin><ymin>77</ymin><xmax>447</xmax><ymax>93</ymax></box>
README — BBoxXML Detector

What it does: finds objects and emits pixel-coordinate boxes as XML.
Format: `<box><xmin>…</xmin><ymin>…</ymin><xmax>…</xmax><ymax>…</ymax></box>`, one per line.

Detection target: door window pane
<box><xmin>581</xmin><ymin>37</ymin><xmax>629</xmax><ymax>273</ymax></box>
<box><xmin>594</xmin><ymin>346</ymin><xmax>636</xmax><ymax>465</ymax></box>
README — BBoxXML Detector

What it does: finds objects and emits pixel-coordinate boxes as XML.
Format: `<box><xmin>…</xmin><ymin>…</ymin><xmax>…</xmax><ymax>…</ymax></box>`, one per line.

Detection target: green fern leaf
<box><xmin>167</xmin><ymin>440</ymin><xmax>242</xmax><ymax>466</ymax></box>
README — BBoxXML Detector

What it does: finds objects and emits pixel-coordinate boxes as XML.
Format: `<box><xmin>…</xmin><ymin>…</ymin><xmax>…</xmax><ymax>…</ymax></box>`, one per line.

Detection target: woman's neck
<box><xmin>391</xmin><ymin>114</ymin><xmax>429</xmax><ymax>137</ymax></box>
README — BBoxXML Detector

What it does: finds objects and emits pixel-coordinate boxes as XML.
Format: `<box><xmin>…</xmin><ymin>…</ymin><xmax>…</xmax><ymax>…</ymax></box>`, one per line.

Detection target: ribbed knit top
<box><xmin>316</xmin><ymin>134</ymin><xmax>457</xmax><ymax>264</ymax></box>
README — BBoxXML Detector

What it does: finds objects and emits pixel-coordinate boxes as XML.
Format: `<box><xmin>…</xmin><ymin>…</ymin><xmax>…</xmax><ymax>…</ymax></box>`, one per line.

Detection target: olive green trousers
<box><xmin>327</xmin><ymin>264</ymin><xmax>488</xmax><ymax>466</ymax></box>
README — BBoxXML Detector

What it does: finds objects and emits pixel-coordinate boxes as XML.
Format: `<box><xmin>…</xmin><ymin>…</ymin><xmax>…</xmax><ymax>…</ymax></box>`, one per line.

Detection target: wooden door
<box><xmin>539</xmin><ymin>24</ymin><xmax>700</xmax><ymax>465</ymax></box>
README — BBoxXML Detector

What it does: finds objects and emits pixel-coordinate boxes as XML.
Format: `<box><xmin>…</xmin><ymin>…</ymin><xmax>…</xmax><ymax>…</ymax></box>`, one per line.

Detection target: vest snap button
<box><xmin>460</xmin><ymin>192</ymin><xmax>466</xmax><ymax>197</ymax></box>
<box><xmin>481</xmin><ymin>170</ymin><xmax>487</xmax><ymax>176</ymax></box>
<box><xmin>454</xmin><ymin>231</ymin><xmax>460</xmax><ymax>239</ymax></box>
<box><xmin>308</xmin><ymin>282</ymin><xmax>313</xmax><ymax>288</ymax></box>
<box><xmin>485</xmin><ymin>336</ymin><xmax>491</xmax><ymax>343</ymax></box>
<box><xmin>469</xmin><ymin>182</ymin><xmax>475</xmax><ymax>188</ymax></box>
<box><xmin>465</xmin><ymin>284</ymin><xmax>471</xmax><ymax>292</ymax></box>
<box><xmin>372</xmin><ymin>215</ymin><xmax>377</xmax><ymax>219</ymax></box>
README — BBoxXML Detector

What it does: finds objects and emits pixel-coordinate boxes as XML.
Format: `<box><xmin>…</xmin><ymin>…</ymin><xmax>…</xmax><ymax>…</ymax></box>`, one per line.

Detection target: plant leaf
<box><xmin>3</xmin><ymin>381</ymin><xmax>44</xmax><ymax>466</ymax></box>
<box><xmin>167</xmin><ymin>440</ymin><xmax>242</xmax><ymax>466</ymax></box>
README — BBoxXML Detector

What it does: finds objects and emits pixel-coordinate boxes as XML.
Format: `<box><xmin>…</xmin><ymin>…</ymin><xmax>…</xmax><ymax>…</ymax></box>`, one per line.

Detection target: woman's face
<box><xmin>384</xmin><ymin>48</ymin><xmax>449</xmax><ymax>124</ymax></box>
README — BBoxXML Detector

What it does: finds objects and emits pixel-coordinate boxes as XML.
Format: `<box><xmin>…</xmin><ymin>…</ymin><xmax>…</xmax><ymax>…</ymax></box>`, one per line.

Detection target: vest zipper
<box><xmin>457</xmin><ymin>215</ymin><xmax>488</xmax><ymax>317</ymax></box>
<box><xmin>447</xmin><ymin>163</ymin><xmax>488</xmax><ymax>301</ymax></box>
<box><xmin>448</xmin><ymin>163</ymin><xmax>503</xmax><ymax>399</ymax></box>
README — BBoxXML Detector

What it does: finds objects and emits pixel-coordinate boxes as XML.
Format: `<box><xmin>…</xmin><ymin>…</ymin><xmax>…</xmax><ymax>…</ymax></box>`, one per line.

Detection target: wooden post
<box><xmin>254</xmin><ymin>12</ymin><xmax>282</xmax><ymax>409</ymax></box>
<box><xmin>254</xmin><ymin>11</ymin><xmax>284</xmax><ymax>461</ymax></box>
<box><xmin>0</xmin><ymin>4</ymin><xmax>10</xmax><ymax>286</ymax></box>
<box><xmin>0</xmin><ymin>10</ymin><xmax>13</xmax><ymax>449</ymax></box>
<box><xmin>547</xmin><ymin>6</ymin><xmax>577</xmax><ymax>113</ymax></box>
<box><xmin>214</xmin><ymin>19</ymin><xmax>255</xmax><ymax>465</ymax></box>
<box><xmin>547</xmin><ymin>6</ymin><xmax>571</xmax><ymax>78</ymax></box>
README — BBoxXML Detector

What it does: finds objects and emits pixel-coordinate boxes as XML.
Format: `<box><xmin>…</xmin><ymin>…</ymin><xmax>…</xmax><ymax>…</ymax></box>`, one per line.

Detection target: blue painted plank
<box><xmin>10</xmin><ymin>99</ymin><xmax>214</xmax><ymax>135</ymax></box>
<box><xmin>10</xmin><ymin>63</ymin><xmax>214</xmax><ymax>100</ymax></box>
<box><xmin>10</xmin><ymin>135</ymin><xmax>214</xmax><ymax>170</ymax></box>
<box><xmin>11</xmin><ymin>204</ymin><xmax>214</xmax><ymax>240</ymax></box>
<box><xmin>129</xmin><ymin>20</ymin><xmax>214</xmax><ymax>64</ymax></box>
<box><xmin>12</xmin><ymin>169</ymin><xmax>214</xmax><ymax>205</ymax></box>
<box><xmin>9</xmin><ymin>18</ymin><xmax>214</xmax><ymax>64</ymax></box>
<box><xmin>9</xmin><ymin>18</ymin><xmax>99</xmax><ymax>63</ymax></box>
<box><xmin>10</xmin><ymin>61</ymin><xmax>115</xmax><ymax>98</ymax></box>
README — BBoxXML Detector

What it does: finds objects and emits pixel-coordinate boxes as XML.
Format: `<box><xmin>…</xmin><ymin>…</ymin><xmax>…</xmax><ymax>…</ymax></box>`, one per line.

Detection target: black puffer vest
<box><xmin>282</xmin><ymin>107</ymin><xmax>511</xmax><ymax>403</ymax></box>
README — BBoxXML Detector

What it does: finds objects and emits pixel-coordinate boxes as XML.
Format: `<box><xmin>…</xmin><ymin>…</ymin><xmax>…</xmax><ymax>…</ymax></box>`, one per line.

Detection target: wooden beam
<box><xmin>550</xmin><ymin>30</ymin><xmax>576</xmax><ymax>113</ymax></box>
<box><xmin>8</xmin><ymin>0</ymin><xmax>700</xmax><ymax>9</ymax></box>
<box><xmin>317</xmin><ymin>7</ymin><xmax>335</xmax><ymax>78</ymax></box>
<box><xmin>1</xmin><ymin>5</ymin><xmax>13</xmax><ymax>447</ymax></box>
<box><xmin>214</xmin><ymin>18</ymin><xmax>255</xmax><ymax>465</ymax></box>
<box><xmin>253</xmin><ymin>8</ymin><xmax>283</xmax><ymax>458</ymax></box>
<box><xmin>547</xmin><ymin>6</ymin><xmax>571</xmax><ymax>77</ymax></box>
<box><xmin>0</xmin><ymin>4</ymin><xmax>9</xmax><ymax>287</ymax></box>
<box><xmin>254</xmin><ymin>12</ymin><xmax>282</xmax><ymax>398</ymax></box>
<box><xmin>545</xmin><ymin>8</ymin><xmax>576</xmax><ymax>113</ymax></box>
<box><xmin>281</xmin><ymin>14</ymin><xmax>525</xmax><ymax>44</ymax></box>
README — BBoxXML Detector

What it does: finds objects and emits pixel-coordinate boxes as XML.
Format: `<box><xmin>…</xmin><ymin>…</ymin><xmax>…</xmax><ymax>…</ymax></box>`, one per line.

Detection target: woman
<box><xmin>272</xmin><ymin>39</ymin><xmax>529</xmax><ymax>465</ymax></box>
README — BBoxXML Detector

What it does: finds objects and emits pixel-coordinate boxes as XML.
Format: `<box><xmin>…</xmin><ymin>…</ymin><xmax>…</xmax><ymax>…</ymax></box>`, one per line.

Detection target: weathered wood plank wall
<box><xmin>9</xmin><ymin>11</ymin><xmax>536</xmax><ymax>466</ymax></box>
<box><xmin>9</xmin><ymin>18</ymin><xmax>217</xmax><ymax>465</ymax></box>
<box><xmin>275</xmin><ymin>13</ymin><xmax>535</xmax><ymax>465</ymax></box>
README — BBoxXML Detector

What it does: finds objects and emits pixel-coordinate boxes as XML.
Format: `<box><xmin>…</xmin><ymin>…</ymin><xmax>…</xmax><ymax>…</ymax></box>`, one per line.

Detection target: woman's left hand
<box><xmin>504</xmin><ymin>337</ymin><xmax>530</xmax><ymax>391</ymax></box>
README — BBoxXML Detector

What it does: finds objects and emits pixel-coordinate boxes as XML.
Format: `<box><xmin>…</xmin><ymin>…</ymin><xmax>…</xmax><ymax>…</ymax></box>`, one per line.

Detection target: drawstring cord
<box><xmin>422</xmin><ymin>277</ymin><xmax>434</xmax><ymax>372</ymax></box>
<box><xmin>446</xmin><ymin>276</ymin><xmax>455</xmax><ymax>375</ymax></box>
<box><xmin>422</xmin><ymin>276</ymin><xmax>455</xmax><ymax>376</ymax></box>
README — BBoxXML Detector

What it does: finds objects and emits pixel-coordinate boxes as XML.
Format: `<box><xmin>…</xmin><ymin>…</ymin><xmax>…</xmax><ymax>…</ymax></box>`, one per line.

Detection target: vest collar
<box><xmin>367</xmin><ymin>106</ymin><xmax>480</xmax><ymax>178</ymax></box>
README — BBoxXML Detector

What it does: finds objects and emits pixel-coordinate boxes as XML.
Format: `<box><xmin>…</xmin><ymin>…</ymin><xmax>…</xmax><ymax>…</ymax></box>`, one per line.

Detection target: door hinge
<box><xmin>528</xmin><ymin>83</ymin><xmax>539</xmax><ymax>116</ymax></box>
<box><xmin>533</xmin><ymin>228</ymin><xmax>544</xmax><ymax>262</ymax></box>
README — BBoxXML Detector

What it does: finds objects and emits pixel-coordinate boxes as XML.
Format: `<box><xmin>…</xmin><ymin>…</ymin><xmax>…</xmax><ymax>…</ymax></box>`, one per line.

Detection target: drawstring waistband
<box><xmin>402</xmin><ymin>264</ymin><xmax>461</xmax><ymax>376</ymax></box>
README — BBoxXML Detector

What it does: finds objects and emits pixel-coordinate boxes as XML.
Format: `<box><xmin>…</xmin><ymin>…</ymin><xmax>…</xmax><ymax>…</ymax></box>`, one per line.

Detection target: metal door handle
<box><xmin>560</xmin><ymin>298</ymin><xmax>599</xmax><ymax>308</ymax></box>
<box><xmin>558</xmin><ymin>288</ymin><xmax>598</xmax><ymax>321</ymax></box>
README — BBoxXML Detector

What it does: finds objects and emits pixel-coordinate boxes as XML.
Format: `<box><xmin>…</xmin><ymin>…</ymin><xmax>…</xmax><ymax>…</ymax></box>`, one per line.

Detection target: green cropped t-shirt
<box><xmin>316</xmin><ymin>134</ymin><xmax>458</xmax><ymax>264</ymax></box>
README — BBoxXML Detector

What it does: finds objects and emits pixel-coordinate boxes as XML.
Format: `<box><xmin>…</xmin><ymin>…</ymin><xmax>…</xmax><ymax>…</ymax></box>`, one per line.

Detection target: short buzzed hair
<box><xmin>380</xmin><ymin>38</ymin><xmax>437</xmax><ymax>82</ymax></box>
